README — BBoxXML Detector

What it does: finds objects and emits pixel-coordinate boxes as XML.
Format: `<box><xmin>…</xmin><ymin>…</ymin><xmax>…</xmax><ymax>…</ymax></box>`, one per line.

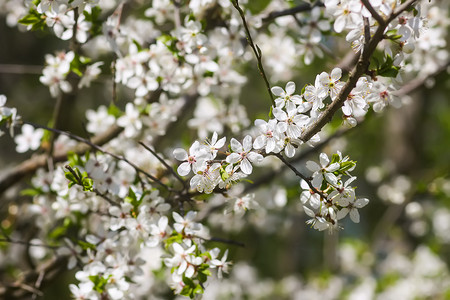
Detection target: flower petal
<box><xmin>271</xmin><ymin>86</ymin><xmax>284</xmax><ymax>96</ymax></box>
<box><xmin>285</xmin><ymin>81</ymin><xmax>296</xmax><ymax>95</ymax></box>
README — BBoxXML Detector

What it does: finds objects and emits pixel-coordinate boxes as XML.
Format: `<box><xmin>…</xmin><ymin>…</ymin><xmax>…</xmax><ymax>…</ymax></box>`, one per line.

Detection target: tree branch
<box><xmin>299</xmin><ymin>0</ymin><xmax>419</xmax><ymax>143</ymax></box>
<box><xmin>262</xmin><ymin>2</ymin><xmax>324</xmax><ymax>23</ymax></box>
<box><xmin>0</xmin><ymin>125</ymin><xmax>123</xmax><ymax>196</ymax></box>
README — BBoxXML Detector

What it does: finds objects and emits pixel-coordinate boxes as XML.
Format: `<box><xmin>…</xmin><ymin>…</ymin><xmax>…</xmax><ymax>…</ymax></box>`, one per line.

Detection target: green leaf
<box><xmin>340</xmin><ymin>161</ymin><xmax>356</xmax><ymax>172</ymax></box>
<box><xmin>89</xmin><ymin>275</ymin><xmax>111</xmax><ymax>293</ymax></box>
<box><xmin>193</xmin><ymin>284</ymin><xmax>204</xmax><ymax>295</ymax></box>
<box><xmin>376</xmin><ymin>55</ymin><xmax>401</xmax><ymax>78</ymax></box>
<box><xmin>377</xmin><ymin>66</ymin><xmax>400</xmax><ymax>78</ymax></box>
<box><xmin>107</xmin><ymin>103</ymin><xmax>122</xmax><ymax>118</ymax></box>
<box><xmin>180</xmin><ymin>285</ymin><xmax>193</xmax><ymax>297</ymax></box>
<box><xmin>77</xmin><ymin>240</ymin><xmax>96</xmax><ymax>250</ymax></box>
<box><xmin>220</xmin><ymin>166</ymin><xmax>229</xmax><ymax>181</ymax></box>
<box><xmin>21</xmin><ymin>187</ymin><xmax>44</xmax><ymax>196</ymax></box>
<box><xmin>82</xmin><ymin>177</ymin><xmax>94</xmax><ymax>192</ymax></box>
<box><xmin>70</xmin><ymin>54</ymin><xmax>83</xmax><ymax>77</ymax></box>
<box><xmin>330</xmin><ymin>153</ymin><xmax>340</xmax><ymax>164</ymax></box>
<box><xmin>165</xmin><ymin>233</ymin><xmax>183</xmax><ymax>248</ymax></box>
<box><xmin>65</xmin><ymin>172</ymin><xmax>76</xmax><ymax>183</ymax></box>
<box><xmin>18</xmin><ymin>9</ymin><xmax>46</xmax><ymax>31</ymax></box>
<box><xmin>84</xmin><ymin>6</ymin><xmax>103</xmax><ymax>37</ymax></box>
<box><xmin>48</xmin><ymin>225</ymin><xmax>68</xmax><ymax>240</ymax></box>
<box><xmin>246</xmin><ymin>0</ymin><xmax>272</xmax><ymax>14</ymax></box>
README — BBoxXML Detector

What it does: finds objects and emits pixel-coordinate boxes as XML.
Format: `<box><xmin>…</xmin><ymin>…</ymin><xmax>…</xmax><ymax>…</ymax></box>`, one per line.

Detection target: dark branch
<box><xmin>262</xmin><ymin>2</ymin><xmax>324</xmax><ymax>23</ymax></box>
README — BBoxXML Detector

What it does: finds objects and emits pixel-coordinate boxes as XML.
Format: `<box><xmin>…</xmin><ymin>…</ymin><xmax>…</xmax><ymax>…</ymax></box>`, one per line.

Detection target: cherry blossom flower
<box><xmin>14</xmin><ymin>124</ymin><xmax>44</xmax><ymax>153</ymax></box>
<box><xmin>271</xmin><ymin>81</ymin><xmax>303</xmax><ymax>111</ymax></box>
<box><xmin>205</xmin><ymin>131</ymin><xmax>226</xmax><ymax>158</ymax></box>
<box><xmin>78</xmin><ymin>61</ymin><xmax>103</xmax><ymax>88</ymax></box>
<box><xmin>272</xmin><ymin>107</ymin><xmax>310</xmax><ymax>140</ymax></box>
<box><xmin>253</xmin><ymin>119</ymin><xmax>282</xmax><ymax>154</ymax></box>
<box><xmin>336</xmin><ymin>197</ymin><xmax>370</xmax><ymax>223</ymax></box>
<box><xmin>300</xmin><ymin>180</ymin><xmax>322</xmax><ymax>209</ymax></box>
<box><xmin>117</xmin><ymin>103</ymin><xmax>143</xmax><ymax>138</ymax></box>
<box><xmin>210</xmin><ymin>249</ymin><xmax>230</xmax><ymax>279</ymax></box>
<box><xmin>173</xmin><ymin>141</ymin><xmax>210</xmax><ymax>176</ymax></box>
<box><xmin>226</xmin><ymin>136</ymin><xmax>263</xmax><ymax>175</ymax></box>
<box><xmin>318</xmin><ymin>67</ymin><xmax>344</xmax><ymax>100</ymax></box>
<box><xmin>190</xmin><ymin>162</ymin><xmax>221</xmax><ymax>194</ymax></box>
<box><xmin>85</xmin><ymin>105</ymin><xmax>115</xmax><ymax>134</ymax></box>
<box><xmin>303</xmin><ymin>74</ymin><xmax>329</xmax><ymax>111</ymax></box>
<box><xmin>306</xmin><ymin>153</ymin><xmax>340</xmax><ymax>188</ymax></box>
<box><xmin>173</xmin><ymin>211</ymin><xmax>202</xmax><ymax>234</ymax></box>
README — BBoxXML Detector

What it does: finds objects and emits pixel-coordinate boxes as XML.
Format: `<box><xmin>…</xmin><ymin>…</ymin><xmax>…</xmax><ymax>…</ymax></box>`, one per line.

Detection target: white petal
<box><xmin>331</xmin><ymin>68</ymin><xmax>342</xmax><ymax>81</ymax></box>
<box><xmin>354</xmin><ymin>198</ymin><xmax>369</xmax><ymax>208</ymax></box>
<box><xmin>253</xmin><ymin>135</ymin><xmax>266</xmax><ymax>150</ymax></box>
<box><xmin>185</xmin><ymin>265</ymin><xmax>195</xmax><ymax>278</ymax></box>
<box><xmin>336</xmin><ymin>208</ymin><xmax>349</xmax><ymax>220</ymax></box>
<box><xmin>306</xmin><ymin>161</ymin><xmax>320</xmax><ymax>172</ymax></box>
<box><xmin>271</xmin><ymin>86</ymin><xmax>284</xmax><ymax>96</ymax></box>
<box><xmin>303</xmin><ymin>206</ymin><xmax>315</xmax><ymax>218</ymax></box>
<box><xmin>349</xmin><ymin>208</ymin><xmax>360</xmax><ymax>223</ymax></box>
<box><xmin>242</xmin><ymin>135</ymin><xmax>253</xmax><ymax>152</ymax></box>
<box><xmin>334</xmin><ymin>15</ymin><xmax>346</xmax><ymax>33</ymax></box>
<box><xmin>319</xmin><ymin>153</ymin><xmax>329</xmax><ymax>167</ymax></box>
<box><xmin>266</xmin><ymin>138</ymin><xmax>276</xmax><ymax>153</ymax></box>
<box><xmin>226</xmin><ymin>153</ymin><xmax>241</xmax><ymax>164</ymax></box>
<box><xmin>324</xmin><ymin>173</ymin><xmax>338</xmax><ymax>186</ymax></box>
<box><xmin>272</xmin><ymin>108</ymin><xmax>287</xmax><ymax>121</ymax></box>
<box><xmin>177</xmin><ymin>162</ymin><xmax>191</xmax><ymax>176</ymax></box>
<box><xmin>172</xmin><ymin>212</ymin><xmax>184</xmax><ymax>223</ymax></box>
<box><xmin>310</xmin><ymin>194</ymin><xmax>321</xmax><ymax>209</ymax></box>
<box><xmin>284</xmin><ymin>143</ymin><xmax>295</xmax><ymax>158</ymax></box>
<box><xmin>247</xmin><ymin>152</ymin><xmax>263</xmax><ymax>163</ymax></box>
<box><xmin>230</xmin><ymin>138</ymin><xmax>243</xmax><ymax>152</ymax></box>
<box><xmin>215</xmin><ymin>136</ymin><xmax>226</xmax><ymax>148</ymax></box>
<box><xmin>285</xmin><ymin>81</ymin><xmax>296</xmax><ymax>95</ymax></box>
<box><xmin>312</xmin><ymin>174</ymin><xmax>323</xmax><ymax>188</ymax></box>
<box><xmin>240</xmin><ymin>158</ymin><xmax>253</xmax><ymax>175</ymax></box>
<box><xmin>173</xmin><ymin>148</ymin><xmax>188</xmax><ymax>161</ymax></box>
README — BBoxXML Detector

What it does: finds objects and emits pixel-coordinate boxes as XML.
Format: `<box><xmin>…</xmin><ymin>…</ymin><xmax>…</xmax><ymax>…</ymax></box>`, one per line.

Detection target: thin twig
<box><xmin>0</xmin><ymin>238</ymin><xmax>58</xmax><ymax>249</ymax></box>
<box><xmin>204</xmin><ymin>236</ymin><xmax>245</xmax><ymax>247</ymax></box>
<box><xmin>232</xmin><ymin>0</ymin><xmax>274</xmax><ymax>106</ymax></box>
<box><xmin>245</xmin><ymin>129</ymin><xmax>348</xmax><ymax>193</ymax></box>
<box><xmin>0</xmin><ymin>64</ymin><xmax>43</xmax><ymax>74</ymax></box>
<box><xmin>26</xmin><ymin>122</ymin><xmax>170</xmax><ymax>190</ymax></box>
<box><xmin>272</xmin><ymin>153</ymin><xmax>328</xmax><ymax>200</ymax></box>
<box><xmin>262</xmin><ymin>2</ymin><xmax>324</xmax><ymax>23</ymax></box>
<box><xmin>64</xmin><ymin>165</ymin><xmax>118</xmax><ymax>205</ymax></box>
<box><xmin>138</xmin><ymin>141</ymin><xmax>186</xmax><ymax>187</ymax></box>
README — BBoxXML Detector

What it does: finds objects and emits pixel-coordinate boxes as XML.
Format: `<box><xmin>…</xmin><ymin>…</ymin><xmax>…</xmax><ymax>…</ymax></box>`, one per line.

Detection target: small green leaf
<box><xmin>77</xmin><ymin>240</ymin><xmax>96</xmax><ymax>250</ymax></box>
<box><xmin>21</xmin><ymin>187</ymin><xmax>44</xmax><ymax>196</ymax></box>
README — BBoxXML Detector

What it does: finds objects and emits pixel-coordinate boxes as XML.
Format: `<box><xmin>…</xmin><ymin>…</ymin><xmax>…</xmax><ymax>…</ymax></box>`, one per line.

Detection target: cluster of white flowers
<box><xmin>0</xmin><ymin>0</ymin><xmax>449</xmax><ymax>299</ymax></box>
<box><xmin>301</xmin><ymin>152</ymin><xmax>369</xmax><ymax>231</ymax></box>
<box><xmin>174</xmin><ymin>132</ymin><xmax>263</xmax><ymax>193</ymax></box>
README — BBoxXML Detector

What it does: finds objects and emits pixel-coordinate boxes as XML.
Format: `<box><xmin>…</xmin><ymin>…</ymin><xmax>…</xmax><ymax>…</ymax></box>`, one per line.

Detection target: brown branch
<box><xmin>0</xmin><ymin>255</ymin><xmax>68</xmax><ymax>299</ymax></box>
<box><xmin>27</xmin><ymin>122</ymin><xmax>170</xmax><ymax>190</ymax></box>
<box><xmin>139</xmin><ymin>141</ymin><xmax>186</xmax><ymax>187</ymax></box>
<box><xmin>0</xmin><ymin>64</ymin><xmax>43</xmax><ymax>74</ymax></box>
<box><xmin>272</xmin><ymin>152</ymin><xmax>328</xmax><ymax>200</ymax></box>
<box><xmin>361</xmin><ymin>0</ymin><xmax>385</xmax><ymax>25</ymax></box>
<box><xmin>0</xmin><ymin>125</ymin><xmax>123</xmax><ymax>196</ymax></box>
<box><xmin>262</xmin><ymin>2</ymin><xmax>324</xmax><ymax>23</ymax></box>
